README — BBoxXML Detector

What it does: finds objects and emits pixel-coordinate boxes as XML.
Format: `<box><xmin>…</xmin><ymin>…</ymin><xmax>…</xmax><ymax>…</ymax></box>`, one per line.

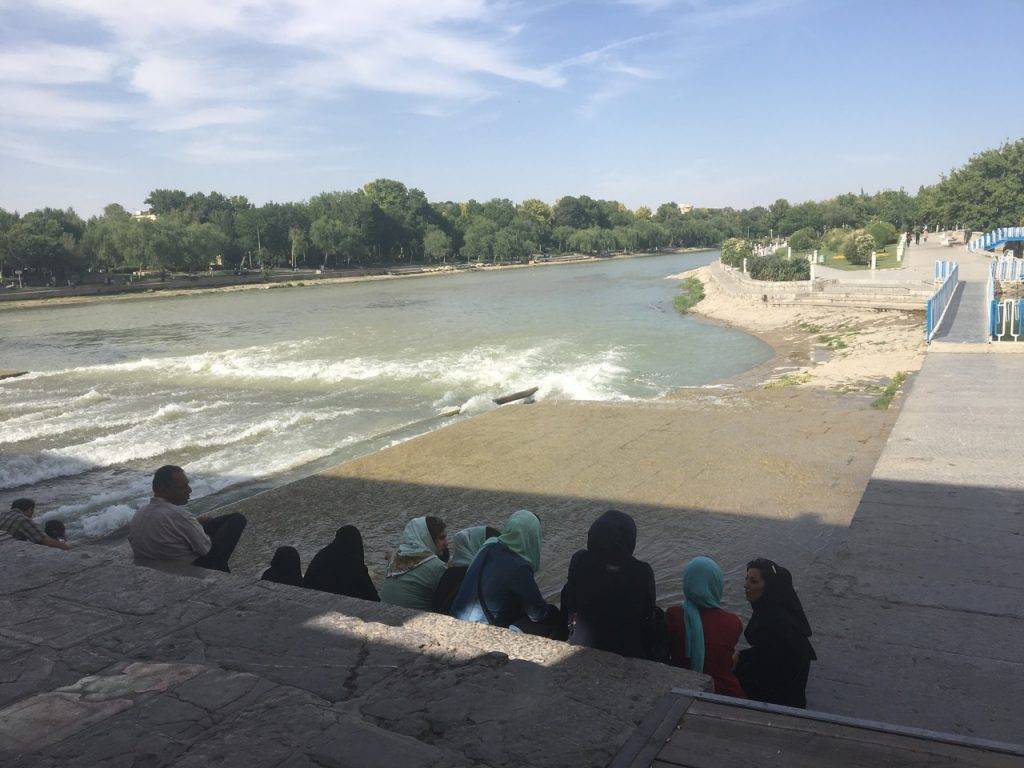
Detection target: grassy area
<box><xmin>871</xmin><ymin>371</ymin><xmax>909</xmax><ymax>410</ymax></box>
<box><xmin>673</xmin><ymin>276</ymin><xmax>705</xmax><ymax>313</ymax></box>
<box><xmin>764</xmin><ymin>372</ymin><xmax>812</xmax><ymax>388</ymax></box>
<box><xmin>794</xmin><ymin>243</ymin><xmax>900</xmax><ymax>271</ymax></box>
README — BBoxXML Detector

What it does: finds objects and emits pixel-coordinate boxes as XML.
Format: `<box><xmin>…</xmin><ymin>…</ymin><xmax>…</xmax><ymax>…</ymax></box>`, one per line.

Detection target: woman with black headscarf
<box><xmin>735</xmin><ymin>558</ymin><xmax>816</xmax><ymax>708</ymax></box>
<box><xmin>559</xmin><ymin>510</ymin><xmax>658</xmax><ymax>659</ymax></box>
<box><xmin>261</xmin><ymin>546</ymin><xmax>303</xmax><ymax>587</ymax></box>
<box><xmin>303</xmin><ymin>526</ymin><xmax>380</xmax><ymax>602</ymax></box>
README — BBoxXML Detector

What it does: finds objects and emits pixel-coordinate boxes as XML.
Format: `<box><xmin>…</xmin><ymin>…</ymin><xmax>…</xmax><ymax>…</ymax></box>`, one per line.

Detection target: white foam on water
<box><xmin>78</xmin><ymin>504</ymin><xmax>136</xmax><ymax>538</ymax></box>
<box><xmin>0</xmin><ymin>406</ymin><xmax>360</xmax><ymax>490</ymax></box>
<box><xmin>17</xmin><ymin>340</ymin><xmax>634</xmax><ymax>398</ymax></box>
<box><xmin>0</xmin><ymin>398</ymin><xmax>226</xmax><ymax>444</ymax></box>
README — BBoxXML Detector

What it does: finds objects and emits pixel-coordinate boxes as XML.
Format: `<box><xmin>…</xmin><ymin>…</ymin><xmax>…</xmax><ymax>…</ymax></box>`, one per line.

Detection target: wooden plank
<box><xmin>679</xmin><ymin>699</ymin><xmax>1021</xmax><ymax>765</ymax></box>
<box><xmin>661</xmin><ymin>707</ymin><xmax>1021</xmax><ymax>768</ymax></box>
<box><xmin>609</xmin><ymin>692</ymin><xmax>693</xmax><ymax>768</ymax></box>
<box><xmin>671</xmin><ymin>689</ymin><xmax>1024</xmax><ymax>760</ymax></box>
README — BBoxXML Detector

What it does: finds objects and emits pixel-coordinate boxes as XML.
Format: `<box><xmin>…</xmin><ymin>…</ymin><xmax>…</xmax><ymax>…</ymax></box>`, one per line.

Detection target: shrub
<box><xmin>773</xmin><ymin>246</ymin><xmax>790</xmax><ymax>258</ymax></box>
<box><xmin>821</xmin><ymin>228</ymin><xmax>848</xmax><ymax>251</ymax></box>
<box><xmin>841</xmin><ymin>230</ymin><xmax>877</xmax><ymax>265</ymax></box>
<box><xmin>747</xmin><ymin>254</ymin><xmax>810</xmax><ymax>281</ymax></box>
<box><xmin>720</xmin><ymin>237</ymin><xmax>752</xmax><ymax>268</ymax></box>
<box><xmin>789</xmin><ymin>227</ymin><xmax>819</xmax><ymax>252</ymax></box>
<box><xmin>866</xmin><ymin>220</ymin><xmax>898</xmax><ymax>246</ymax></box>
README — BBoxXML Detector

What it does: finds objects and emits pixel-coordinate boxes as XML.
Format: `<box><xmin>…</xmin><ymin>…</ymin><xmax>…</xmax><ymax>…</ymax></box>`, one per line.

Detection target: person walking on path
<box><xmin>129</xmin><ymin>465</ymin><xmax>247</xmax><ymax>572</ymax></box>
<box><xmin>1</xmin><ymin>499</ymin><xmax>71</xmax><ymax>551</ymax></box>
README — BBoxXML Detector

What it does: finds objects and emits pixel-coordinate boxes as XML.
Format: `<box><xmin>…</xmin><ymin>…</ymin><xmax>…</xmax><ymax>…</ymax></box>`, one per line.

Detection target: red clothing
<box><xmin>666</xmin><ymin>605</ymin><xmax>745</xmax><ymax>698</ymax></box>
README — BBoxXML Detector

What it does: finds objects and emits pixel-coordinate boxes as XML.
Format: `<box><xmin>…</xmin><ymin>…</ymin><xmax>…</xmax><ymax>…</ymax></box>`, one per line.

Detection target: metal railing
<box><xmin>925</xmin><ymin>261</ymin><xmax>959</xmax><ymax>342</ymax></box>
<box><xmin>987</xmin><ymin>261</ymin><xmax>997</xmax><ymax>340</ymax></box>
<box><xmin>933</xmin><ymin>260</ymin><xmax>957</xmax><ymax>281</ymax></box>
<box><xmin>993</xmin><ymin>254</ymin><xmax>1024</xmax><ymax>281</ymax></box>
<box><xmin>969</xmin><ymin>226</ymin><xmax>1024</xmax><ymax>252</ymax></box>
<box><xmin>992</xmin><ymin>299</ymin><xmax>1024</xmax><ymax>341</ymax></box>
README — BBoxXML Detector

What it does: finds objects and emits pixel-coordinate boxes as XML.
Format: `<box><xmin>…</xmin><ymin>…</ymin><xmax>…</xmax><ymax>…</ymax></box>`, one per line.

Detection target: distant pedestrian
<box><xmin>923</xmin><ymin>226</ymin><xmax>929</xmax><ymax>243</ymax></box>
<box><xmin>914</xmin><ymin>229</ymin><xmax>921</xmax><ymax>245</ymax></box>
<box><xmin>129</xmin><ymin>465</ymin><xmax>247</xmax><ymax>572</ymax></box>
<box><xmin>905</xmin><ymin>230</ymin><xmax>913</xmax><ymax>247</ymax></box>
<box><xmin>1</xmin><ymin>499</ymin><xmax>71</xmax><ymax>551</ymax></box>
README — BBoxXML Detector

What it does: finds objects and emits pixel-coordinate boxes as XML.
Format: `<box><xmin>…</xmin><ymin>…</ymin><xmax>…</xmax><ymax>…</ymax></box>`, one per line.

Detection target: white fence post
<box><xmin>743</xmin><ymin>257</ymin><xmax>748</xmax><ymax>274</ymax></box>
<box><xmin>871</xmin><ymin>252</ymin><xmax>877</xmax><ymax>271</ymax></box>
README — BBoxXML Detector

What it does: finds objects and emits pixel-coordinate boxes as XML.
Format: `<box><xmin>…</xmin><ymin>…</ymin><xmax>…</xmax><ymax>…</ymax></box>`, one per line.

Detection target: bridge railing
<box><xmin>993</xmin><ymin>254</ymin><xmax>1024</xmax><ymax>281</ymax></box>
<box><xmin>992</xmin><ymin>299</ymin><xmax>1024</xmax><ymax>341</ymax></box>
<box><xmin>969</xmin><ymin>226</ymin><xmax>1024</xmax><ymax>252</ymax></box>
<box><xmin>925</xmin><ymin>261</ymin><xmax>958</xmax><ymax>342</ymax></box>
<box><xmin>934</xmin><ymin>260</ymin><xmax>957</xmax><ymax>281</ymax></box>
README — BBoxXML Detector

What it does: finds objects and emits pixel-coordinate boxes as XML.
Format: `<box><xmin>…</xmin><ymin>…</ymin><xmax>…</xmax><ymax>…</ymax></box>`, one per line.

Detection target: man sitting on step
<box><xmin>129</xmin><ymin>465</ymin><xmax>246</xmax><ymax>573</ymax></box>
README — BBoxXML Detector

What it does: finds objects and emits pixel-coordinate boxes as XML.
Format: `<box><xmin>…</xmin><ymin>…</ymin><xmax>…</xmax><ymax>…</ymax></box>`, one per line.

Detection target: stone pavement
<box><xmin>805</xmin><ymin>351</ymin><xmax>1024</xmax><ymax>742</ymax></box>
<box><xmin>0</xmin><ymin>541</ymin><xmax>706</xmax><ymax>768</ymax></box>
<box><xmin>929</xmin><ymin>239</ymin><xmax>993</xmax><ymax>345</ymax></box>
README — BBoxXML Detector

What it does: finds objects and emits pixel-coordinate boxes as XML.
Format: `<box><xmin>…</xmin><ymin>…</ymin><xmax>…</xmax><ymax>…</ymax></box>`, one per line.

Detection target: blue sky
<box><xmin>1</xmin><ymin>0</ymin><xmax>1022</xmax><ymax>216</ymax></box>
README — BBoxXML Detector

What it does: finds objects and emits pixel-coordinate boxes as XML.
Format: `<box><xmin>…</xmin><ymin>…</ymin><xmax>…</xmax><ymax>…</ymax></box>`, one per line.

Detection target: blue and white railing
<box><xmin>992</xmin><ymin>299</ymin><xmax>1024</xmax><ymax>341</ymax></box>
<box><xmin>987</xmin><ymin>261</ymin><xmax>997</xmax><ymax>340</ymax></box>
<box><xmin>968</xmin><ymin>226</ymin><xmax>1024</xmax><ymax>252</ymax></box>
<box><xmin>934</xmin><ymin>260</ymin><xmax>957</xmax><ymax>281</ymax></box>
<box><xmin>925</xmin><ymin>260</ymin><xmax>959</xmax><ymax>342</ymax></box>
<box><xmin>992</xmin><ymin>254</ymin><xmax>1024</xmax><ymax>281</ymax></box>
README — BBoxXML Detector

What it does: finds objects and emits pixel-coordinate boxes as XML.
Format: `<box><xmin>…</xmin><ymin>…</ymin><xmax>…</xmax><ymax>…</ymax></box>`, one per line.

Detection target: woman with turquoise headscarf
<box><xmin>448</xmin><ymin>510</ymin><xmax>560</xmax><ymax>634</ymax></box>
<box><xmin>666</xmin><ymin>556</ymin><xmax>745</xmax><ymax>697</ymax></box>
<box><xmin>431</xmin><ymin>525</ymin><xmax>499</xmax><ymax>614</ymax></box>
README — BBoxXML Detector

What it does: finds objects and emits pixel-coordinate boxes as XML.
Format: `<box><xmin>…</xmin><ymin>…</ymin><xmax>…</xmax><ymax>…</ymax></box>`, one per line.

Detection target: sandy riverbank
<box><xmin>670</xmin><ymin>265</ymin><xmax>926</xmax><ymax>390</ymax></box>
<box><xmin>0</xmin><ymin>248</ymin><xmax>711</xmax><ymax>311</ymax></box>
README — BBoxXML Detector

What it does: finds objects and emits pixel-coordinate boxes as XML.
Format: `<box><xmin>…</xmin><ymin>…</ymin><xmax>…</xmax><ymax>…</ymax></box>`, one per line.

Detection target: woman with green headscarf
<box><xmin>380</xmin><ymin>516</ymin><xmax>448</xmax><ymax>611</ymax></box>
<box><xmin>666</xmin><ymin>556</ymin><xmax>745</xmax><ymax>697</ymax></box>
<box><xmin>448</xmin><ymin>510</ymin><xmax>560</xmax><ymax>634</ymax></box>
<box><xmin>431</xmin><ymin>525</ymin><xmax>499</xmax><ymax>614</ymax></box>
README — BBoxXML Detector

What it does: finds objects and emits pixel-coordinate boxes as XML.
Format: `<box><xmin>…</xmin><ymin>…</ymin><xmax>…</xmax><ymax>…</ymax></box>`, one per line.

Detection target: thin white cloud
<box><xmin>0</xmin><ymin>86</ymin><xmax>132</xmax><ymax>128</ymax></box>
<box><xmin>0</xmin><ymin>44</ymin><xmax>116</xmax><ymax>84</ymax></box>
<box><xmin>183</xmin><ymin>135</ymin><xmax>292</xmax><ymax>164</ymax></box>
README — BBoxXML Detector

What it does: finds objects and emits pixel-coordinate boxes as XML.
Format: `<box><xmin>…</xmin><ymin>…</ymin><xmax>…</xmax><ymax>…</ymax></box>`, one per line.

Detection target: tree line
<box><xmin>1</xmin><ymin>138</ymin><xmax>1021</xmax><ymax>284</ymax></box>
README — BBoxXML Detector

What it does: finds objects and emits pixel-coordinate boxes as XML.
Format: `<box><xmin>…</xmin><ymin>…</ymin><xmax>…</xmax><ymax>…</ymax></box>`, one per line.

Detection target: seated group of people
<box><xmin>9</xmin><ymin>465</ymin><xmax>815</xmax><ymax>708</ymax></box>
<box><xmin>264</xmin><ymin>507</ymin><xmax>817</xmax><ymax>708</ymax></box>
<box><xmin>1</xmin><ymin>498</ymin><xmax>70</xmax><ymax>550</ymax></box>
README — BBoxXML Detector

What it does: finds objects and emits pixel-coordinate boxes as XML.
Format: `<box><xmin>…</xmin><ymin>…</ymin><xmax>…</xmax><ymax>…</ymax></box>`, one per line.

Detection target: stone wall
<box><xmin>0</xmin><ymin>541</ymin><xmax>707</xmax><ymax>767</ymax></box>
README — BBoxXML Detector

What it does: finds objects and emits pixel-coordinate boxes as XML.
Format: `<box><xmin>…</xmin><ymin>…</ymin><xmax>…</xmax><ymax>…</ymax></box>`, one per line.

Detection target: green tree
<box><xmin>462</xmin><ymin>217</ymin><xmax>497</xmax><ymax>261</ymax></box>
<box><xmin>310</xmin><ymin>216</ymin><xmax>363</xmax><ymax>268</ymax></box>
<box><xmin>423</xmin><ymin>226</ymin><xmax>452</xmax><ymax>262</ymax></box>
<box><xmin>144</xmin><ymin>189</ymin><xmax>188</xmax><ymax>216</ymax></box>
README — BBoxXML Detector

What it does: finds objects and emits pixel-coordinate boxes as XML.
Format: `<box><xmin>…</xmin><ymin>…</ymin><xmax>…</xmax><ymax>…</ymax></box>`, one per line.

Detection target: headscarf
<box><xmin>448</xmin><ymin>526</ymin><xmax>489</xmax><ymax>568</ymax></box>
<box><xmin>745</xmin><ymin>558</ymin><xmax>815</xmax><ymax>656</ymax></box>
<box><xmin>682</xmin><ymin>556</ymin><xmax>724</xmax><ymax>673</ymax></box>
<box><xmin>386</xmin><ymin>516</ymin><xmax>440</xmax><ymax>577</ymax></box>
<box><xmin>586</xmin><ymin>510</ymin><xmax>636</xmax><ymax>565</ymax></box>
<box><xmin>262</xmin><ymin>546</ymin><xmax>302</xmax><ymax>587</ymax></box>
<box><xmin>483</xmin><ymin>509</ymin><xmax>541</xmax><ymax>572</ymax></box>
<box><xmin>303</xmin><ymin>526</ymin><xmax>379</xmax><ymax>601</ymax></box>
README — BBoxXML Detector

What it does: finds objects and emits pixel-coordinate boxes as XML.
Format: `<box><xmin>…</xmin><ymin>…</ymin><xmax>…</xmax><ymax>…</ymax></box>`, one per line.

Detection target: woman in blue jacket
<box><xmin>449</xmin><ymin>509</ymin><xmax>559</xmax><ymax>633</ymax></box>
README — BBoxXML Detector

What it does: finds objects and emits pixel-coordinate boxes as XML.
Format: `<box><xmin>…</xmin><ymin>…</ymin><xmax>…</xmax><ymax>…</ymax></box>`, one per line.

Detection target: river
<box><xmin>0</xmin><ymin>250</ymin><xmax>771</xmax><ymax>538</ymax></box>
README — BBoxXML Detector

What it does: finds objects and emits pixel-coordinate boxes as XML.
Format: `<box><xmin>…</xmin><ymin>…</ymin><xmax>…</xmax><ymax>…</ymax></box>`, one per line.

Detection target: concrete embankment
<box><xmin>0</xmin><ymin>540</ymin><xmax>706</xmax><ymax>766</ymax></box>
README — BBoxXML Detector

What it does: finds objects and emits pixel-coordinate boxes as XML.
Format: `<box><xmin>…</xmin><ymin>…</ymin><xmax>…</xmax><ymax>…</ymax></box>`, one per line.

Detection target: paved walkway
<box><xmin>805</xmin><ymin>349</ymin><xmax>1024</xmax><ymax>742</ymax></box>
<box><xmin>929</xmin><ymin>238</ymin><xmax>992</xmax><ymax>344</ymax></box>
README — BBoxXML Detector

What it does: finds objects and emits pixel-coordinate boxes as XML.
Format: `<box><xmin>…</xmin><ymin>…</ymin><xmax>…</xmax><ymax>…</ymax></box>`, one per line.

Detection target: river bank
<box><xmin>669</xmin><ymin>264</ymin><xmax>926</xmax><ymax>392</ymax></box>
<box><xmin>0</xmin><ymin>248</ymin><xmax>711</xmax><ymax>311</ymax></box>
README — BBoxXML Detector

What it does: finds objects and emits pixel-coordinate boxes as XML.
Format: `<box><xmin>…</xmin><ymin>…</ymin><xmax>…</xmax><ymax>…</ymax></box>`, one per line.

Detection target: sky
<box><xmin>1</xmin><ymin>0</ymin><xmax>1022</xmax><ymax>216</ymax></box>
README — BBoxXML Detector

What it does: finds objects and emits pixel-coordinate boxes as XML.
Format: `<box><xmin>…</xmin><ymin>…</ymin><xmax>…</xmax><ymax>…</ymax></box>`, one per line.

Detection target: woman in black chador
<box><xmin>735</xmin><ymin>558</ymin><xmax>816</xmax><ymax>707</ymax></box>
<box><xmin>303</xmin><ymin>526</ymin><xmax>379</xmax><ymax>601</ymax></box>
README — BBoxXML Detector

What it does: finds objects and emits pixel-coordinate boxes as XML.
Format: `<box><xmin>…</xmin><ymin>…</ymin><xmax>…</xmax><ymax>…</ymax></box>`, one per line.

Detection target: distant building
<box><xmin>677</xmin><ymin>203</ymin><xmax>694</xmax><ymax>214</ymax></box>
<box><xmin>131</xmin><ymin>210</ymin><xmax>157</xmax><ymax>221</ymax></box>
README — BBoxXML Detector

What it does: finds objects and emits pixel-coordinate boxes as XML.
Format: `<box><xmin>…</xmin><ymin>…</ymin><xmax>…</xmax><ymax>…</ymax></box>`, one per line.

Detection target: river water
<box><xmin>0</xmin><ymin>250</ymin><xmax>771</xmax><ymax>538</ymax></box>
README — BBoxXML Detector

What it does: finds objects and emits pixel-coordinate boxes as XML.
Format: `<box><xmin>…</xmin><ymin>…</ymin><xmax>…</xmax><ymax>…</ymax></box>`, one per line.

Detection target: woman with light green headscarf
<box><xmin>430</xmin><ymin>525</ymin><xmax>498</xmax><ymax>614</ymax></box>
<box><xmin>380</xmin><ymin>516</ymin><xmax>448</xmax><ymax>611</ymax></box>
<box><xmin>665</xmin><ymin>556</ymin><xmax>746</xmax><ymax>697</ymax></box>
<box><xmin>448</xmin><ymin>510</ymin><xmax>559</xmax><ymax>633</ymax></box>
